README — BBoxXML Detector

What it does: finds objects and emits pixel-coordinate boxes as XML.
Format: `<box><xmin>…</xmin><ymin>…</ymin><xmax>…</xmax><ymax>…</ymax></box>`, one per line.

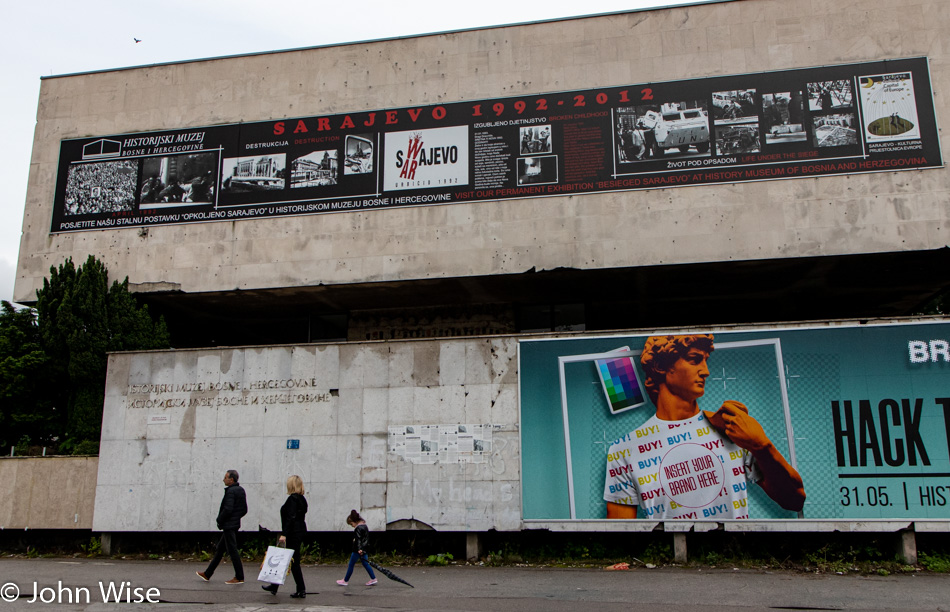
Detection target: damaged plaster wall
<box><xmin>92</xmin><ymin>336</ymin><xmax>520</xmax><ymax>533</ymax></box>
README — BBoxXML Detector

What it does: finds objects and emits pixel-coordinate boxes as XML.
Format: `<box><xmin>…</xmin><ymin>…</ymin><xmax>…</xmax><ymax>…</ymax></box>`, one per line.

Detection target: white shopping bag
<box><xmin>258</xmin><ymin>545</ymin><xmax>294</xmax><ymax>585</ymax></box>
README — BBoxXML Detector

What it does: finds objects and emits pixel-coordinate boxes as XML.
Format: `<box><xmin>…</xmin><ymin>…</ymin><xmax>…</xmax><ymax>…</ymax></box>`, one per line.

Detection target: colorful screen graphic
<box><xmin>595</xmin><ymin>354</ymin><xmax>646</xmax><ymax>414</ymax></box>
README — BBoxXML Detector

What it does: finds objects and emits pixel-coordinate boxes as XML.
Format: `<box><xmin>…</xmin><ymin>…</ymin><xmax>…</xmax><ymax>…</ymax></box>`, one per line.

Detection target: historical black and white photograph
<box><xmin>517</xmin><ymin>155</ymin><xmax>558</xmax><ymax>185</ymax></box>
<box><xmin>812</xmin><ymin>113</ymin><xmax>858</xmax><ymax>147</ymax></box>
<box><xmin>807</xmin><ymin>80</ymin><xmax>853</xmax><ymax>111</ymax></box>
<box><xmin>615</xmin><ymin>101</ymin><xmax>711</xmax><ymax>162</ymax></box>
<box><xmin>291</xmin><ymin>149</ymin><xmax>338</xmax><ymax>188</ymax></box>
<box><xmin>712</xmin><ymin>89</ymin><xmax>760</xmax><ymax>155</ymax></box>
<box><xmin>139</xmin><ymin>152</ymin><xmax>218</xmax><ymax>208</ymax></box>
<box><xmin>762</xmin><ymin>92</ymin><xmax>807</xmax><ymax>144</ymax></box>
<box><xmin>712</xmin><ymin>89</ymin><xmax>756</xmax><ymax>121</ymax></box>
<box><xmin>344</xmin><ymin>134</ymin><xmax>374</xmax><ymax>175</ymax></box>
<box><xmin>519</xmin><ymin>125</ymin><xmax>552</xmax><ymax>154</ymax></box>
<box><xmin>64</xmin><ymin>159</ymin><xmax>137</xmax><ymax>215</ymax></box>
<box><xmin>715</xmin><ymin>124</ymin><xmax>761</xmax><ymax>155</ymax></box>
<box><xmin>220</xmin><ymin>154</ymin><xmax>286</xmax><ymax>193</ymax></box>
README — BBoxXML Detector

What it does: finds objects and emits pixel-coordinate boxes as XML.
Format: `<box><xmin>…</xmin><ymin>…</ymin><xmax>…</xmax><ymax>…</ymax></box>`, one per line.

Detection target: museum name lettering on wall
<box><xmin>126</xmin><ymin>378</ymin><xmax>332</xmax><ymax>409</ymax></box>
<box><xmin>50</xmin><ymin>57</ymin><xmax>941</xmax><ymax>232</ymax></box>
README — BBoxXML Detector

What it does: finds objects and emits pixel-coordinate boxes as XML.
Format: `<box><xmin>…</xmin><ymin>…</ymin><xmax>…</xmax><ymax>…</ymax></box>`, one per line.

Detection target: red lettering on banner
<box><xmin>317</xmin><ymin>118</ymin><xmax>331</xmax><ymax>131</ymax></box>
<box><xmin>364</xmin><ymin>113</ymin><xmax>376</xmax><ymax>127</ymax></box>
<box><xmin>408</xmin><ymin>108</ymin><xmax>423</xmax><ymax>122</ymax></box>
<box><xmin>293</xmin><ymin>120</ymin><xmax>308</xmax><ymax>134</ymax></box>
<box><xmin>273</xmin><ymin>122</ymin><xmax>285</xmax><ymax>135</ymax></box>
<box><xmin>340</xmin><ymin>115</ymin><xmax>355</xmax><ymax>129</ymax></box>
<box><xmin>400</xmin><ymin>134</ymin><xmax>424</xmax><ymax>180</ymax></box>
<box><xmin>386</xmin><ymin>110</ymin><xmax>399</xmax><ymax>124</ymax></box>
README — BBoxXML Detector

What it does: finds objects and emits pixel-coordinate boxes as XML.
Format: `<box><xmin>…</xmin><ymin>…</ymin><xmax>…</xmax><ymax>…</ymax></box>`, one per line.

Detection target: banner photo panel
<box><xmin>50</xmin><ymin>57</ymin><xmax>940</xmax><ymax>233</ymax></box>
<box><xmin>519</xmin><ymin>322</ymin><xmax>950</xmax><ymax>522</ymax></box>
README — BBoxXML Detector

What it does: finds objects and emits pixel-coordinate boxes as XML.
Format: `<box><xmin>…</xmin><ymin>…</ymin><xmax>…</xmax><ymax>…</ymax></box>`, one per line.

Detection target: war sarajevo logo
<box><xmin>384</xmin><ymin>126</ymin><xmax>469</xmax><ymax>191</ymax></box>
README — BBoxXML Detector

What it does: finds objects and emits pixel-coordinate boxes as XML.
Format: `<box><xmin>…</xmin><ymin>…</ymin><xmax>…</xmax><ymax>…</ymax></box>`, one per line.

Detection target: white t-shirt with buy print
<box><xmin>603</xmin><ymin>411</ymin><xmax>759</xmax><ymax>520</ymax></box>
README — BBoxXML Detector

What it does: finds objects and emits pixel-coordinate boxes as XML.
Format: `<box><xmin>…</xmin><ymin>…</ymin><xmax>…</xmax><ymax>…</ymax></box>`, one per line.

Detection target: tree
<box><xmin>34</xmin><ymin>255</ymin><xmax>170</xmax><ymax>452</ymax></box>
<box><xmin>0</xmin><ymin>301</ymin><xmax>56</xmax><ymax>451</ymax></box>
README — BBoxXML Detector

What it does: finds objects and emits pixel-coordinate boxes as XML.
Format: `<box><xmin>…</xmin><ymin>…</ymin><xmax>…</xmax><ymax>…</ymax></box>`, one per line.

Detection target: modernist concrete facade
<box><xmin>11</xmin><ymin>0</ymin><xmax>950</xmax><ymax>543</ymax></box>
<box><xmin>14</xmin><ymin>0</ymin><xmax>950</xmax><ymax>347</ymax></box>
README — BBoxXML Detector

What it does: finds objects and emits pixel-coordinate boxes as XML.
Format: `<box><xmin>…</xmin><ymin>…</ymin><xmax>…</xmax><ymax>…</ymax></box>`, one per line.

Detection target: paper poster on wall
<box><xmin>859</xmin><ymin>72</ymin><xmax>921</xmax><ymax>144</ymax></box>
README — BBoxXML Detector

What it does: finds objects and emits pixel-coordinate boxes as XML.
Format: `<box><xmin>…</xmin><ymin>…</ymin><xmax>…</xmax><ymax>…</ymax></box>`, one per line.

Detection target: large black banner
<box><xmin>51</xmin><ymin>57</ymin><xmax>941</xmax><ymax>233</ymax></box>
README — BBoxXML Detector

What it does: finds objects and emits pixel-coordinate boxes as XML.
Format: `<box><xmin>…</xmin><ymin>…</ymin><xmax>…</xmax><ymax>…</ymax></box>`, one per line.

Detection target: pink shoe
<box><xmin>365</xmin><ymin>579</ymin><xmax>378</xmax><ymax>586</ymax></box>
<box><xmin>336</xmin><ymin>579</ymin><xmax>348</xmax><ymax>586</ymax></box>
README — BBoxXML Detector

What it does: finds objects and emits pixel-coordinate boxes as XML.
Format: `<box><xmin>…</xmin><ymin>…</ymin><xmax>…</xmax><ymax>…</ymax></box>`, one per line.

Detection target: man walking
<box><xmin>196</xmin><ymin>470</ymin><xmax>248</xmax><ymax>584</ymax></box>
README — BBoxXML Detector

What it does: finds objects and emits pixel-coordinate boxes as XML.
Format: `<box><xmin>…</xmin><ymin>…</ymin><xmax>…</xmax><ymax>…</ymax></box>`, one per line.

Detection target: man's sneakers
<box><xmin>366</xmin><ymin>579</ymin><xmax>378</xmax><ymax>586</ymax></box>
<box><xmin>195</xmin><ymin>571</ymin><xmax>243</xmax><ymax>585</ymax></box>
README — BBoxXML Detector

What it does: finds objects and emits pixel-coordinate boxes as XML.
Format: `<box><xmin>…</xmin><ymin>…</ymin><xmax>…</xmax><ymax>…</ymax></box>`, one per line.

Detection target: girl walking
<box><xmin>336</xmin><ymin>510</ymin><xmax>377</xmax><ymax>586</ymax></box>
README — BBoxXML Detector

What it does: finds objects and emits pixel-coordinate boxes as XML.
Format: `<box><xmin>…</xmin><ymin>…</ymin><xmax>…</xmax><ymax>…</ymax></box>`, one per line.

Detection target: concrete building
<box><xmin>13</xmin><ymin>0</ymin><xmax>950</xmax><ymax>553</ymax></box>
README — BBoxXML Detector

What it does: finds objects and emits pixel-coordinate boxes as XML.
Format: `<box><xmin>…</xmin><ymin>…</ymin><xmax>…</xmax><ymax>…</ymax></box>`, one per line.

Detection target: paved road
<box><xmin>0</xmin><ymin>557</ymin><xmax>947</xmax><ymax>611</ymax></box>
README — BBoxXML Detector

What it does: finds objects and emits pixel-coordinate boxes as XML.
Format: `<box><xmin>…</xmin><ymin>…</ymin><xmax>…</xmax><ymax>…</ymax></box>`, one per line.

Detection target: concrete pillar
<box><xmin>100</xmin><ymin>533</ymin><xmax>112</xmax><ymax>556</ymax></box>
<box><xmin>466</xmin><ymin>533</ymin><xmax>483</xmax><ymax>560</ymax></box>
<box><xmin>673</xmin><ymin>533</ymin><xmax>687</xmax><ymax>564</ymax></box>
<box><xmin>897</xmin><ymin>530</ymin><xmax>917</xmax><ymax>565</ymax></box>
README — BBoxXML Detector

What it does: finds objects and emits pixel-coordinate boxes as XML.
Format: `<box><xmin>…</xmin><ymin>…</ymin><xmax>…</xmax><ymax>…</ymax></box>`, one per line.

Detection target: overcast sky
<box><xmin>1</xmin><ymin>0</ymin><xmax>697</xmax><ymax>306</ymax></box>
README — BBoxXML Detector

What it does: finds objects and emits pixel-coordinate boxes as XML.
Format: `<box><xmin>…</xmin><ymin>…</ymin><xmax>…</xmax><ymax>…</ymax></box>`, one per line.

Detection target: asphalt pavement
<box><xmin>0</xmin><ymin>557</ymin><xmax>947</xmax><ymax>611</ymax></box>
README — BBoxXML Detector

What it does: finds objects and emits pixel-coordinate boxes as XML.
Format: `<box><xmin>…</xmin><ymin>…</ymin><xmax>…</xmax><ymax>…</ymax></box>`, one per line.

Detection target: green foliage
<box><xmin>563</xmin><ymin>542</ymin><xmax>590</xmax><ymax>560</ymax></box>
<box><xmin>0</xmin><ymin>302</ymin><xmax>56</xmax><ymax>450</ymax></box>
<box><xmin>69</xmin><ymin>439</ymin><xmax>100</xmax><ymax>456</ymax></box>
<box><xmin>426</xmin><ymin>552</ymin><xmax>454</xmax><ymax>566</ymax></box>
<box><xmin>80</xmin><ymin>537</ymin><xmax>102</xmax><ymax>558</ymax></box>
<box><xmin>298</xmin><ymin>542</ymin><xmax>321</xmax><ymax>563</ymax></box>
<box><xmin>485</xmin><ymin>550</ymin><xmax>505</xmax><ymax>566</ymax></box>
<box><xmin>31</xmin><ymin>255</ymin><xmax>170</xmax><ymax>450</ymax></box>
<box><xmin>241</xmin><ymin>538</ymin><xmax>269</xmax><ymax>560</ymax></box>
<box><xmin>642</xmin><ymin>541</ymin><xmax>673</xmax><ymax>564</ymax></box>
<box><xmin>14</xmin><ymin>435</ymin><xmax>32</xmax><ymax>455</ymax></box>
<box><xmin>919</xmin><ymin>551</ymin><xmax>950</xmax><ymax>572</ymax></box>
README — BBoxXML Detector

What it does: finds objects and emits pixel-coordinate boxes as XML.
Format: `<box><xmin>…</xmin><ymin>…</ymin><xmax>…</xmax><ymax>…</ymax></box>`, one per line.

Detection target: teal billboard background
<box><xmin>519</xmin><ymin>321</ymin><xmax>950</xmax><ymax>521</ymax></box>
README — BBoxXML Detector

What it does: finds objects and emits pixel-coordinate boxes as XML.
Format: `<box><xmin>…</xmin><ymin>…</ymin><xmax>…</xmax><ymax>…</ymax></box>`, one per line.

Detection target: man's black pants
<box><xmin>204</xmin><ymin>529</ymin><xmax>244</xmax><ymax>580</ymax></box>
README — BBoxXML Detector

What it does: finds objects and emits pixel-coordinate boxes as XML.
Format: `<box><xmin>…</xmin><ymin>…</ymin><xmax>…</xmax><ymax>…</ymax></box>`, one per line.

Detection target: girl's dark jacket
<box><xmin>279</xmin><ymin>493</ymin><xmax>308</xmax><ymax>538</ymax></box>
<box><xmin>351</xmin><ymin>523</ymin><xmax>370</xmax><ymax>553</ymax></box>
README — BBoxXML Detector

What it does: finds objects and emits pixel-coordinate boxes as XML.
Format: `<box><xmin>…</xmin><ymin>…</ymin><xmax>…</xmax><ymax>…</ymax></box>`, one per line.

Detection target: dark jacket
<box><xmin>279</xmin><ymin>493</ymin><xmax>308</xmax><ymax>538</ymax></box>
<box><xmin>216</xmin><ymin>484</ymin><xmax>248</xmax><ymax>530</ymax></box>
<box><xmin>351</xmin><ymin>523</ymin><xmax>370</xmax><ymax>553</ymax></box>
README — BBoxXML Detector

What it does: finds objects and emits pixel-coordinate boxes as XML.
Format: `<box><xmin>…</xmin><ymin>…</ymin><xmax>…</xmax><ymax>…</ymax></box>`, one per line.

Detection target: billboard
<box><xmin>519</xmin><ymin>321</ymin><xmax>950</xmax><ymax>521</ymax></box>
<box><xmin>50</xmin><ymin>57</ymin><xmax>940</xmax><ymax>233</ymax></box>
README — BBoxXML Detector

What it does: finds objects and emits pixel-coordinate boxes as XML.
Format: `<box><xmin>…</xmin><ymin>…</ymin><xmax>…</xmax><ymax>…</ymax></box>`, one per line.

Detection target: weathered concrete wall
<box><xmin>92</xmin><ymin>338</ymin><xmax>520</xmax><ymax>533</ymax></box>
<box><xmin>0</xmin><ymin>456</ymin><xmax>98</xmax><ymax>529</ymax></box>
<box><xmin>15</xmin><ymin>0</ymin><xmax>950</xmax><ymax>302</ymax></box>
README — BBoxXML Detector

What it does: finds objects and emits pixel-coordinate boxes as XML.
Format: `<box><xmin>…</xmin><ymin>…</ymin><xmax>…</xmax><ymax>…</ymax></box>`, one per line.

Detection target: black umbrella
<box><xmin>368</xmin><ymin>559</ymin><xmax>414</xmax><ymax>587</ymax></box>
